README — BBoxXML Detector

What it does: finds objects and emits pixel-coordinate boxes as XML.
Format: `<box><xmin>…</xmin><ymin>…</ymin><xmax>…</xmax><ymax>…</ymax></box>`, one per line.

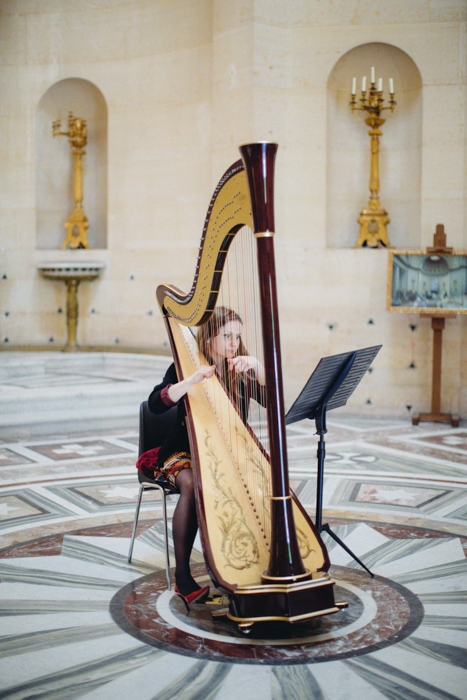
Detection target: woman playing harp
<box><xmin>139</xmin><ymin>306</ymin><xmax>266</xmax><ymax>607</ymax></box>
<box><xmin>154</xmin><ymin>143</ymin><xmax>341</xmax><ymax>626</ymax></box>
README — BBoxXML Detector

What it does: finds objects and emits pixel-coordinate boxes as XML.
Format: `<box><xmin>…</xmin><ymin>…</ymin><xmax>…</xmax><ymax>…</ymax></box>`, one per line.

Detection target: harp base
<box><xmin>261</xmin><ymin>569</ymin><xmax>312</xmax><ymax>583</ymax></box>
<box><xmin>225</xmin><ymin>573</ymin><xmax>343</xmax><ymax>624</ymax></box>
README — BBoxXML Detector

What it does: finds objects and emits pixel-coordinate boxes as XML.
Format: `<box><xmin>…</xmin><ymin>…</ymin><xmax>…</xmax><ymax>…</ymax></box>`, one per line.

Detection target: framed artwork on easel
<box><xmin>386</xmin><ymin>225</ymin><xmax>464</xmax><ymax>427</ymax></box>
<box><xmin>387</xmin><ymin>250</ymin><xmax>467</xmax><ymax>315</ymax></box>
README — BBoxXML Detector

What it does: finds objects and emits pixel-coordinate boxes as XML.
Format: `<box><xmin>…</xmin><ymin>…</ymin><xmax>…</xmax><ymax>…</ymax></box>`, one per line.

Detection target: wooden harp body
<box><xmin>157</xmin><ymin>143</ymin><xmax>340</xmax><ymax>625</ymax></box>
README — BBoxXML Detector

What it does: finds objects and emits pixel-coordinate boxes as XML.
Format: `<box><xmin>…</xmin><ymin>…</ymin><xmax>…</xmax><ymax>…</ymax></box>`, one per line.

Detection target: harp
<box><xmin>157</xmin><ymin>143</ymin><xmax>342</xmax><ymax>627</ymax></box>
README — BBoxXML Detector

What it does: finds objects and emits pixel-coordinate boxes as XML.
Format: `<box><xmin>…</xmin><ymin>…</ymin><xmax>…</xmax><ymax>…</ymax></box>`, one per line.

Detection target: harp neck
<box><xmin>156</xmin><ymin>160</ymin><xmax>252</xmax><ymax>326</ymax></box>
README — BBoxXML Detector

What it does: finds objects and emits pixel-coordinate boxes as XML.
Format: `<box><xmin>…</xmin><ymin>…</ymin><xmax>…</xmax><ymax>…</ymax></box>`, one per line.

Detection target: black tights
<box><xmin>173</xmin><ymin>469</ymin><xmax>200</xmax><ymax>595</ymax></box>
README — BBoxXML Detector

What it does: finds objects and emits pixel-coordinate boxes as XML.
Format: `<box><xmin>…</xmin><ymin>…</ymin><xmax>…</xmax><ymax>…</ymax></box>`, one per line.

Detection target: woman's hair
<box><xmin>197</xmin><ymin>306</ymin><xmax>248</xmax><ymax>364</ymax></box>
<box><xmin>197</xmin><ymin>306</ymin><xmax>264</xmax><ymax>417</ymax></box>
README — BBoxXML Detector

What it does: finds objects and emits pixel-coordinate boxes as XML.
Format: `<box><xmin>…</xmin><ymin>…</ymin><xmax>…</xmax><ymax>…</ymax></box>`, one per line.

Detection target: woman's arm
<box><xmin>166</xmin><ymin>365</ymin><xmax>216</xmax><ymax>403</ymax></box>
<box><xmin>148</xmin><ymin>363</ymin><xmax>215</xmax><ymax>413</ymax></box>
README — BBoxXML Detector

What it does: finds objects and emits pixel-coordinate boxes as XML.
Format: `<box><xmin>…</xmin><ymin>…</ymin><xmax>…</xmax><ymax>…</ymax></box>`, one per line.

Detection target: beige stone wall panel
<box><xmin>1</xmin><ymin>0</ymin><xmax>466</xmax><ymax>418</ymax></box>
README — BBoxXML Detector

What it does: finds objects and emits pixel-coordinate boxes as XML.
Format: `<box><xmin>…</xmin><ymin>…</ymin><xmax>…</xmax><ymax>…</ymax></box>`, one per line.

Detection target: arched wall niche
<box><xmin>326</xmin><ymin>43</ymin><xmax>422</xmax><ymax>249</ymax></box>
<box><xmin>36</xmin><ymin>78</ymin><xmax>108</xmax><ymax>249</ymax></box>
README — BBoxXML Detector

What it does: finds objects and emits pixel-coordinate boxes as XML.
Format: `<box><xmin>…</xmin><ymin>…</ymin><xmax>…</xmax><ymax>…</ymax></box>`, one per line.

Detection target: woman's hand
<box><xmin>189</xmin><ymin>365</ymin><xmax>216</xmax><ymax>384</ymax></box>
<box><xmin>227</xmin><ymin>356</ymin><xmax>265</xmax><ymax>385</ymax></box>
<box><xmin>167</xmin><ymin>365</ymin><xmax>215</xmax><ymax>403</ymax></box>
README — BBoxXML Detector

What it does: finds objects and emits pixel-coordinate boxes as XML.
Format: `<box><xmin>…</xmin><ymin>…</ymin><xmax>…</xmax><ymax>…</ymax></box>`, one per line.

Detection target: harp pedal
<box><xmin>206</xmin><ymin>595</ymin><xmax>228</xmax><ymax>606</ymax></box>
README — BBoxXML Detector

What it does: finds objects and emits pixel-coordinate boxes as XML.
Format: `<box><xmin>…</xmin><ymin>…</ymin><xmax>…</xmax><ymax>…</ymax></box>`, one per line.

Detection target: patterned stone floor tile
<box><xmin>0</xmin><ymin>353</ymin><xmax>465</xmax><ymax>699</ymax></box>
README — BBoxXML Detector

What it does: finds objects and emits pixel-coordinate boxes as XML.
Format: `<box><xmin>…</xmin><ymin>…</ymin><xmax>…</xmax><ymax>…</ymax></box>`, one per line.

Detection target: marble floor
<box><xmin>0</xmin><ymin>352</ymin><xmax>466</xmax><ymax>699</ymax></box>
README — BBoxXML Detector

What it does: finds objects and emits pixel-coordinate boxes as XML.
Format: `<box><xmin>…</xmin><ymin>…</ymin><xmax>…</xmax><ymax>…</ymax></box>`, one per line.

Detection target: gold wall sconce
<box><xmin>350</xmin><ymin>68</ymin><xmax>396</xmax><ymax>248</ymax></box>
<box><xmin>52</xmin><ymin>112</ymin><xmax>90</xmax><ymax>249</ymax></box>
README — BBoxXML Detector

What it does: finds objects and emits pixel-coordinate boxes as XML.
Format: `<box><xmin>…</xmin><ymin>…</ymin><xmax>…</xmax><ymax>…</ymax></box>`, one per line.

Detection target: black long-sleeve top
<box><xmin>147</xmin><ymin>364</ymin><xmax>190</xmax><ymax>468</ymax></box>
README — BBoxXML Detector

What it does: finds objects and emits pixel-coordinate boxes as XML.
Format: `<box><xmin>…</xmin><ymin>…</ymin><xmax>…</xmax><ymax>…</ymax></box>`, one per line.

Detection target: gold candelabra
<box><xmin>350</xmin><ymin>68</ymin><xmax>396</xmax><ymax>248</ymax></box>
<box><xmin>52</xmin><ymin>112</ymin><xmax>90</xmax><ymax>249</ymax></box>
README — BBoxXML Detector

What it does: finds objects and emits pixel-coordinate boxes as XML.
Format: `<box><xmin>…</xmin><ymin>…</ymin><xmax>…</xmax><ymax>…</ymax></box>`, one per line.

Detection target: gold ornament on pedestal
<box><xmin>52</xmin><ymin>112</ymin><xmax>90</xmax><ymax>249</ymax></box>
<box><xmin>39</xmin><ymin>112</ymin><xmax>104</xmax><ymax>351</ymax></box>
<box><xmin>350</xmin><ymin>68</ymin><xmax>396</xmax><ymax>248</ymax></box>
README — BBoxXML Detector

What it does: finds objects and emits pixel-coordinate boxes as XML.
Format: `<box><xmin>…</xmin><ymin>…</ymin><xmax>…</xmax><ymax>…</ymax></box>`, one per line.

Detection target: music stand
<box><xmin>286</xmin><ymin>345</ymin><xmax>382</xmax><ymax>577</ymax></box>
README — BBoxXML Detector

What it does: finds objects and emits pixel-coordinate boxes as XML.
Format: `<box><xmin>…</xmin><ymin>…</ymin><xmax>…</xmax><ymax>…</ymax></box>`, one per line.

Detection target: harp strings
<box><xmin>200</xmin><ymin>226</ymin><xmax>271</xmax><ymax>528</ymax></box>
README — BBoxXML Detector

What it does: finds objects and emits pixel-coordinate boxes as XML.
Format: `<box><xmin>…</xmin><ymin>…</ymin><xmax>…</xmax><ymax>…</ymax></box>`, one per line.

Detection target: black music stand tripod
<box><xmin>286</xmin><ymin>345</ymin><xmax>382</xmax><ymax>578</ymax></box>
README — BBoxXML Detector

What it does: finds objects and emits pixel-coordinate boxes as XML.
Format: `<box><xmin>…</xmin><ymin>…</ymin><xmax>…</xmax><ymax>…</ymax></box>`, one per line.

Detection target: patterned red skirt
<box><xmin>136</xmin><ymin>448</ymin><xmax>192</xmax><ymax>487</ymax></box>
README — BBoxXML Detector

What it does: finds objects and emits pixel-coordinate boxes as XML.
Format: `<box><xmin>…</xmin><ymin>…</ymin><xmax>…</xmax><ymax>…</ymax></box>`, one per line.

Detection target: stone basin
<box><xmin>37</xmin><ymin>261</ymin><xmax>106</xmax><ymax>351</ymax></box>
<box><xmin>37</xmin><ymin>261</ymin><xmax>105</xmax><ymax>280</ymax></box>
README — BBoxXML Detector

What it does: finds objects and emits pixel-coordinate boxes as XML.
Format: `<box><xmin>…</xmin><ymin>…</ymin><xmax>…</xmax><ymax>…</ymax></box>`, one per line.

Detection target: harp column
<box><xmin>240</xmin><ymin>143</ymin><xmax>309</xmax><ymax>583</ymax></box>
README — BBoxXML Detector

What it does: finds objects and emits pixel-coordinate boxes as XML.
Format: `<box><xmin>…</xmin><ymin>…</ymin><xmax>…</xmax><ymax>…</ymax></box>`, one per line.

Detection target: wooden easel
<box><xmin>412</xmin><ymin>225</ymin><xmax>459</xmax><ymax>427</ymax></box>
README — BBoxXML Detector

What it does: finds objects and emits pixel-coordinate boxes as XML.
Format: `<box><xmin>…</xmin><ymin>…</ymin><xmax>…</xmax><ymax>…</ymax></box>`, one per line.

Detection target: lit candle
<box><xmin>378</xmin><ymin>78</ymin><xmax>383</xmax><ymax>92</ymax></box>
<box><xmin>362</xmin><ymin>76</ymin><xmax>366</xmax><ymax>92</ymax></box>
<box><xmin>371</xmin><ymin>66</ymin><xmax>375</xmax><ymax>84</ymax></box>
<box><xmin>351</xmin><ymin>77</ymin><xmax>356</xmax><ymax>95</ymax></box>
<box><xmin>389</xmin><ymin>78</ymin><xmax>394</xmax><ymax>94</ymax></box>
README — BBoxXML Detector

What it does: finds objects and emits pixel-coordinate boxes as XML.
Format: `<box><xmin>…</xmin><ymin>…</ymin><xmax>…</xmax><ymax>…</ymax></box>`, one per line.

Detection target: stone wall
<box><xmin>1</xmin><ymin>0</ymin><xmax>466</xmax><ymax>417</ymax></box>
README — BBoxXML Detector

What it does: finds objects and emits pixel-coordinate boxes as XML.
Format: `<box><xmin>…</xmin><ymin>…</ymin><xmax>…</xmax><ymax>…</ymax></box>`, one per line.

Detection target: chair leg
<box><xmin>128</xmin><ymin>482</ymin><xmax>173</xmax><ymax>591</ymax></box>
<box><xmin>128</xmin><ymin>482</ymin><xmax>145</xmax><ymax>563</ymax></box>
<box><xmin>161</xmin><ymin>491</ymin><xmax>172</xmax><ymax>590</ymax></box>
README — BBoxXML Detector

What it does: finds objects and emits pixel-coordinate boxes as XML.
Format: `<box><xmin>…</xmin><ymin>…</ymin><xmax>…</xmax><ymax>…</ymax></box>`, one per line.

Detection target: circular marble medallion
<box><xmin>109</xmin><ymin>563</ymin><xmax>423</xmax><ymax>665</ymax></box>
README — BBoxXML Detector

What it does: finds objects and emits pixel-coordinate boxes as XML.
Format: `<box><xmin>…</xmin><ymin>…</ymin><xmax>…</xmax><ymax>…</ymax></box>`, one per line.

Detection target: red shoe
<box><xmin>174</xmin><ymin>584</ymin><xmax>210</xmax><ymax>612</ymax></box>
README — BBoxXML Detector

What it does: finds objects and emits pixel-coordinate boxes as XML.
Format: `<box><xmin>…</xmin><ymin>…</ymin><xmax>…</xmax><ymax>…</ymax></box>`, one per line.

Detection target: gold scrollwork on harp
<box><xmin>204</xmin><ymin>431</ymin><xmax>260</xmax><ymax>571</ymax></box>
<box><xmin>235</xmin><ymin>431</ymin><xmax>271</xmax><ymax>525</ymax></box>
<box><xmin>296</xmin><ymin>527</ymin><xmax>313</xmax><ymax>560</ymax></box>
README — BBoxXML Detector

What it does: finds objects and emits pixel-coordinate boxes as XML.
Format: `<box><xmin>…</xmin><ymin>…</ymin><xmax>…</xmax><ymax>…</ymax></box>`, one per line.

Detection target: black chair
<box><xmin>127</xmin><ymin>401</ymin><xmax>179</xmax><ymax>590</ymax></box>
